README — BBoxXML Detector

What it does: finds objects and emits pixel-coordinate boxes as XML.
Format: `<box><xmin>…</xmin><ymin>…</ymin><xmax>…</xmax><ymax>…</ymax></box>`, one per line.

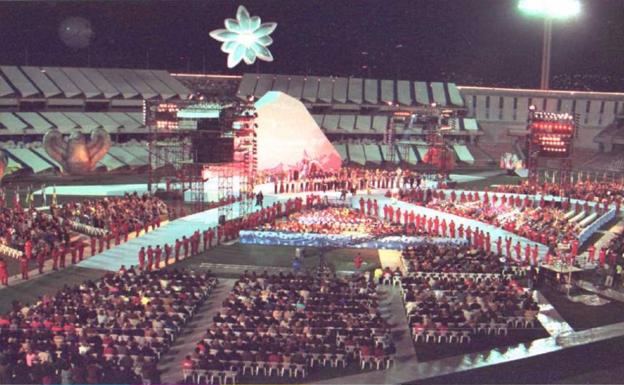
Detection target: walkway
<box><xmin>534</xmin><ymin>290</ymin><xmax>575</xmax><ymax>336</ymax></box>
<box><xmin>78</xmin><ymin>196</ymin><xmax>283</xmax><ymax>272</ymax></box>
<box><xmin>378</xmin><ymin>285</ymin><xmax>416</xmax><ymax>366</ymax></box>
<box><xmin>159</xmin><ymin>278</ymin><xmax>236</xmax><ymax>384</ymax></box>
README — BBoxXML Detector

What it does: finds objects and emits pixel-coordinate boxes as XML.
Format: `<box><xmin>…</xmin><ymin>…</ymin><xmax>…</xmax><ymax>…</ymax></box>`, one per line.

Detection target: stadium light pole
<box><xmin>518</xmin><ymin>0</ymin><xmax>581</xmax><ymax>90</ymax></box>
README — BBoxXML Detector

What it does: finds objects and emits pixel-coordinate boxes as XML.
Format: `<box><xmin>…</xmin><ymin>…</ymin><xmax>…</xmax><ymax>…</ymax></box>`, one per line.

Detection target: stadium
<box><xmin>0</xmin><ymin>0</ymin><xmax>624</xmax><ymax>384</ymax></box>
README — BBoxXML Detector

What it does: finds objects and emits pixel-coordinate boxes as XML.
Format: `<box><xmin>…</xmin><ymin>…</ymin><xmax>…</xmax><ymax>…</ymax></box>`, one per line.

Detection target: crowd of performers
<box><xmin>0</xmin><ymin>193</ymin><xmax>168</xmax><ymax>285</ymax></box>
<box><xmin>267</xmin><ymin>167</ymin><xmax>433</xmax><ymax>194</ymax></box>
<box><xmin>53</xmin><ymin>193</ymin><xmax>168</xmax><ymax>232</ymax></box>
<box><xmin>398</xmin><ymin>188</ymin><xmax>616</xmax><ymax>251</ymax></box>
<box><xmin>494</xmin><ymin>179</ymin><xmax>624</xmax><ymax>203</ymax></box>
<box><xmin>134</xmin><ymin>199</ymin><xmax>305</xmax><ymax>272</ymax></box>
<box><xmin>255</xmin><ymin>206</ymin><xmax>406</xmax><ymax>237</ymax></box>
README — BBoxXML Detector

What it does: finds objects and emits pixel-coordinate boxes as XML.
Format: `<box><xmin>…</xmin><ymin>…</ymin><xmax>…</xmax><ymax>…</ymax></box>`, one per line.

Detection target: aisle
<box><xmin>158</xmin><ymin>279</ymin><xmax>236</xmax><ymax>384</ymax></box>
<box><xmin>378</xmin><ymin>285</ymin><xmax>417</xmax><ymax>365</ymax></box>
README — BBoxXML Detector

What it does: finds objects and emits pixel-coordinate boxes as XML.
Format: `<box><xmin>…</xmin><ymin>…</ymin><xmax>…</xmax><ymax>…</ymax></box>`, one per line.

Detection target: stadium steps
<box><xmin>378</xmin><ymin>285</ymin><xmax>418</xmax><ymax>363</ymax></box>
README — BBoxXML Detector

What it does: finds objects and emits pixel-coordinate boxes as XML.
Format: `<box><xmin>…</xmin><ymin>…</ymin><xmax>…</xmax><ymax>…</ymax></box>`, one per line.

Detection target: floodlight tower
<box><xmin>518</xmin><ymin>0</ymin><xmax>581</xmax><ymax>90</ymax></box>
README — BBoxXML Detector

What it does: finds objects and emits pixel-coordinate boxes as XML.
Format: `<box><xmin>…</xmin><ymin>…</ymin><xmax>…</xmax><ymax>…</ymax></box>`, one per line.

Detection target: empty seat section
<box><xmin>400</xmin><ymin>145</ymin><xmax>419</xmax><ymax>165</ymax></box>
<box><xmin>312</xmin><ymin>114</ymin><xmax>324</xmax><ymax>128</ymax></box>
<box><xmin>545</xmin><ymin>98</ymin><xmax>558</xmax><ymax>112</ymax></box>
<box><xmin>453</xmin><ymin>144</ymin><xmax>475</xmax><ymax>165</ymax></box>
<box><xmin>414</xmin><ymin>81</ymin><xmax>430</xmax><ymax>106</ymax></box>
<box><xmin>363</xmin><ymin>144</ymin><xmax>382</xmax><ymax>164</ymax></box>
<box><xmin>415</xmin><ymin>145</ymin><xmax>428</xmax><ymax>162</ymax></box>
<box><xmin>21</xmin><ymin>66</ymin><xmax>62</xmax><ymax>98</ymax></box>
<box><xmin>116</xmin><ymin>69</ymin><xmax>157</xmax><ymax>99</ymax></box>
<box><xmin>151</xmin><ymin>70</ymin><xmax>192</xmax><ymax>99</ymax></box>
<box><xmin>322</xmin><ymin>115</ymin><xmax>340</xmax><ymax>133</ymax></box>
<box><xmin>287</xmin><ymin>76</ymin><xmax>304</xmax><ymax>100</ymax></box>
<box><xmin>462</xmin><ymin>118</ymin><xmax>479</xmax><ymax>131</ymax></box>
<box><xmin>5</xmin><ymin>148</ymin><xmax>55</xmax><ymax>173</ymax></box>
<box><xmin>236</xmin><ymin>74</ymin><xmax>258</xmax><ymax>99</ymax></box>
<box><xmin>348</xmin><ymin>78</ymin><xmax>363</xmax><ymax>104</ymax></box>
<box><xmin>302</xmin><ymin>77</ymin><xmax>320</xmax><ymax>103</ymax></box>
<box><xmin>43</xmin><ymin>67</ymin><xmax>82</xmax><ymax>98</ymax></box>
<box><xmin>0</xmin><ymin>113</ymin><xmax>27</xmax><ymax>133</ymax></box>
<box><xmin>333</xmin><ymin>142</ymin><xmax>349</xmax><ymax>162</ymax></box>
<box><xmin>136</xmin><ymin>70</ymin><xmax>176</xmax><ymax>99</ymax></box>
<box><xmin>602</xmin><ymin>101</ymin><xmax>616</xmax><ymax>125</ymax></box>
<box><xmin>355</xmin><ymin>115</ymin><xmax>372</xmax><ymax>133</ymax></box>
<box><xmin>97</xmin><ymin>153</ymin><xmax>127</xmax><ymax>171</ymax></box>
<box><xmin>317</xmin><ymin>77</ymin><xmax>334</xmax><ymax>103</ymax></box>
<box><xmin>338</xmin><ymin>115</ymin><xmax>356</xmax><ymax>133</ymax></box>
<box><xmin>79</xmin><ymin>68</ymin><xmax>120</xmax><ymax>98</ymax></box>
<box><xmin>397</xmin><ymin>80</ymin><xmax>412</xmax><ymax>106</ymax></box>
<box><xmin>587</xmin><ymin>100</ymin><xmax>602</xmax><ymax>126</ymax></box>
<box><xmin>364</xmin><ymin>79</ymin><xmax>378</xmax><ymax>104</ymax></box>
<box><xmin>333</xmin><ymin>77</ymin><xmax>348</xmax><ymax>103</ymax></box>
<box><xmin>446</xmin><ymin>83</ymin><xmax>464</xmax><ymax>107</ymax></box>
<box><xmin>380</xmin><ymin>80</ymin><xmax>394</xmax><ymax>105</ymax></box>
<box><xmin>40</xmin><ymin>112</ymin><xmax>78</xmax><ymax>133</ymax></box>
<box><xmin>430</xmin><ymin>82</ymin><xmax>448</xmax><ymax>106</ymax></box>
<box><xmin>62</xmin><ymin>67</ymin><xmax>102</xmax><ymax>98</ymax></box>
<box><xmin>63</xmin><ymin>112</ymin><xmax>100</xmax><ymax>131</ymax></box>
<box><xmin>106</xmin><ymin>112</ymin><xmax>143</xmax><ymax>130</ymax></box>
<box><xmin>31</xmin><ymin>147</ymin><xmax>63</xmax><ymax>170</ymax></box>
<box><xmin>502</xmin><ymin>97</ymin><xmax>515</xmax><ymax>122</ymax></box>
<box><xmin>16</xmin><ymin>113</ymin><xmax>53</xmax><ymax>133</ymax></box>
<box><xmin>347</xmin><ymin>143</ymin><xmax>366</xmax><ymax>165</ymax></box>
<box><xmin>107</xmin><ymin>147</ymin><xmax>143</xmax><ymax>167</ymax></box>
<box><xmin>272</xmin><ymin>75</ymin><xmax>290</xmax><ymax>93</ymax></box>
<box><xmin>85</xmin><ymin>113</ymin><xmax>122</xmax><ymax>132</ymax></box>
<box><xmin>0</xmin><ymin>73</ymin><xmax>14</xmax><ymax>97</ymax></box>
<box><xmin>120</xmin><ymin>145</ymin><xmax>149</xmax><ymax>165</ymax></box>
<box><xmin>371</xmin><ymin>116</ymin><xmax>388</xmax><ymax>134</ymax></box>
<box><xmin>98</xmin><ymin>69</ymin><xmax>139</xmax><ymax>99</ymax></box>
<box><xmin>0</xmin><ymin>66</ymin><xmax>39</xmax><ymax>97</ymax></box>
<box><xmin>380</xmin><ymin>144</ymin><xmax>400</xmax><ymax>164</ymax></box>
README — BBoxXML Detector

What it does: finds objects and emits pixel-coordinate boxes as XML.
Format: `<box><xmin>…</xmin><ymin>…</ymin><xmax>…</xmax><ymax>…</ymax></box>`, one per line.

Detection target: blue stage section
<box><xmin>239</xmin><ymin>230</ymin><xmax>465</xmax><ymax>249</ymax></box>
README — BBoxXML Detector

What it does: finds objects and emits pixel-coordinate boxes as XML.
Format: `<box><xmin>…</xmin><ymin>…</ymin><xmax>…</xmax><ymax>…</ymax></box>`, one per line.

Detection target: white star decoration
<box><xmin>210</xmin><ymin>5</ymin><xmax>277</xmax><ymax>68</ymax></box>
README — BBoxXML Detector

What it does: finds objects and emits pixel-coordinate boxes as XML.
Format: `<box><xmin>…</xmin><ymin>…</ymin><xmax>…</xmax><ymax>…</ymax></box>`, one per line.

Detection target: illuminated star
<box><xmin>210</xmin><ymin>5</ymin><xmax>277</xmax><ymax>68</ymax></box>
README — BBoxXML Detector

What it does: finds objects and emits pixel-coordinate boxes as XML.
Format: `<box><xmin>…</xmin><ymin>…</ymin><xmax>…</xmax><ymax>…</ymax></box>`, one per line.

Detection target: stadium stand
<box><xmin>2</xmin><ymin>68</ymin><xmax>624</xmax><ymax>176</ymax></box>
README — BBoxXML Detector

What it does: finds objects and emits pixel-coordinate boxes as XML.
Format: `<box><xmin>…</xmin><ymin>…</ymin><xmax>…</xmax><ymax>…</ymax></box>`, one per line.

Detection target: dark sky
<box><xmin>2</xmin><ymin>0</ymin><xmax>624</xmax><ymax>89</ymax></box>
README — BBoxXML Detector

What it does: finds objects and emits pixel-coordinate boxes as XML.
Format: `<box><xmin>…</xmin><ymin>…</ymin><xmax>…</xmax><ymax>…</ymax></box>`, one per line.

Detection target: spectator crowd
<box><xmin>0</xmin><ymin>267</ymin><xmax>217</xmax><ymax>384</ymax></box>
<box><xmin>181</xmin><ymin>270</ymin><xmax>395</xmax><ymax>383</ymax></box>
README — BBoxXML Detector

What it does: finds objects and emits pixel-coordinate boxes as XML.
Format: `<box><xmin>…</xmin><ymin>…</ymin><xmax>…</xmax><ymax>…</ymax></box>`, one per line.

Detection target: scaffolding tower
<box><xmin>385</xmin><ymin>117</ymin><xmax>397</xmax><ymax>163</ymax></box>
<box><xmin>216</xmin><ymin>163</ymin><xmax>235</xmax><ymax>221</ymax></box>
<box><xmin>233</xmin><ymin>100</ymin><xmax>258</xmax><ymax>219</ymax></box>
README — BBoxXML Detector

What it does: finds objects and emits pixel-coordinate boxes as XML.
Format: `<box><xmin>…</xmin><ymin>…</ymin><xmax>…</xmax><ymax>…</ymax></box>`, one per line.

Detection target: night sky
<box><xmin>2</xmin><ymin>0</ymin><xmax>624</xmax><ymax>90</ymax></box>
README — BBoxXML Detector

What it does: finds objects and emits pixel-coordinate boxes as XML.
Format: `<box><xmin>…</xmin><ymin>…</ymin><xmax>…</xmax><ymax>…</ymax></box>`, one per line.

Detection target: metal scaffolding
<box><xmin>233</xmin><ymin>100</ymin><xmax>258</xmax><ymax>219</ymax></box>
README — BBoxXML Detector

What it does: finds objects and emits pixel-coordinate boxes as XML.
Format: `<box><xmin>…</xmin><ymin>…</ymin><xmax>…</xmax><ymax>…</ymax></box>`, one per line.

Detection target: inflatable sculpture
<box><xmin>43</xmin><ymin>128</ymin><xmax>111</xmax><ymax>174</ymax></box>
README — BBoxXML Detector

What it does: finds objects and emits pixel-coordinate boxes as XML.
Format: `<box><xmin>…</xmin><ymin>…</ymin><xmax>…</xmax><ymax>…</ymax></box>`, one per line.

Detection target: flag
<box><xmin>25</xmin><ymin>187</ymin><xmax>34</xmax><ymax>208</ymax></box>
<box><xmin>51</xmin><ymin>185</ymin><xmax>57</xmax><ymax>206</ymax></box>
<box><xmin>41</xmin><ymin>184</ymin><xmax>47</xmax><ymax>206</ymax></box>
<box><xmin>13</xmin><ymin>187</ymin><xmax>20</xmax><ymax>209</ymax></box>
<box><xmin>0</xmin><ymin>188</ymin><xmax>4</xmax><ymax>207</ymax></box>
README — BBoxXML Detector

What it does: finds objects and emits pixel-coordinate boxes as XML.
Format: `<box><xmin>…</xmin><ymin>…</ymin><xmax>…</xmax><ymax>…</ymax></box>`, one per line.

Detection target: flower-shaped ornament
<box><xmin>210</xmin><ymin>5</ymin><xmax>277</xmax><ymax>68</ymax></box>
